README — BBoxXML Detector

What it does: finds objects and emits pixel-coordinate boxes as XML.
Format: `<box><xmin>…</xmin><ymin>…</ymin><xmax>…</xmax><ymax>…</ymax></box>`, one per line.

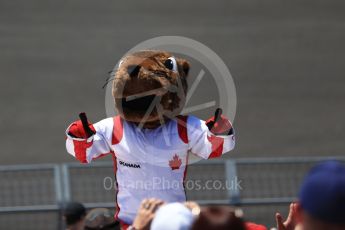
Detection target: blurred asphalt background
<box><xmin>0</xmin><ymin>0</ymin><xmax>344</xmax><ymax>165</ymax></box>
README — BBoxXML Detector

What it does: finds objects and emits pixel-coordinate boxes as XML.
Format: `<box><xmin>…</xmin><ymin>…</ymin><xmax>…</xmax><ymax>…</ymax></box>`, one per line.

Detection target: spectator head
<box><xmin>151</xmin><ymin>202</ymin><xmax>194</xmax><ymax>230</ymax></box>
<box><xmin>191</xmin><ymin>206</ymin><xmax>246</xmax><ymax>230</ymax></box>
<box><xmin>63</xmin><ymin>201</ymin><xmax>86</xmax><ymax>230</ymax></box>
<box><xmin>84</xmin><ymin>208</ymin><xmax>120</xmax><ymax>230</ymax></box>
<box><xmin>298</xmin><ymin>160</ymin><xmax>345</xmax><ymax>230</ymax></box>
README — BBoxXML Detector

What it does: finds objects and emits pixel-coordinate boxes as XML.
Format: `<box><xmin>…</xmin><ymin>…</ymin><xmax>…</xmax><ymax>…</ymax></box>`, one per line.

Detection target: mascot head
<box><xmin>112</xmin><ymin>50</ymin><xmax>190</xmax><ymax>128</ymax></box>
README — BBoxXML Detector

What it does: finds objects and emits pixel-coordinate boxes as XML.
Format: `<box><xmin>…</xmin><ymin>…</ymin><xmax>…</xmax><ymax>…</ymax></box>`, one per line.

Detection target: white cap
<box><xmin>150</xmin><ymin>203</ymin><xmax>194</xmax><ymax>230</ymax></box>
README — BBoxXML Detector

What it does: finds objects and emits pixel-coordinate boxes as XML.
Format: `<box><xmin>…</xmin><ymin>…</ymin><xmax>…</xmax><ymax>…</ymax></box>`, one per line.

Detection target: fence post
<box><xmin>225</xmin><ymin>160</ymin><xmax>241</xmax><ymax>205</ymax></box>
<box><xmin>54</xmin><ymin>166</ymin><xmax>63</xmax><ymax>203</ymax></box>
<box><xmin>54</xmin><ymin>165</ymin><xmax>64</xmax><ymax>230</ymax></box>
<box><xmin>61</xmin><ymin>164</ymin><xmax>71</xmax><ymax>202</ymax></box>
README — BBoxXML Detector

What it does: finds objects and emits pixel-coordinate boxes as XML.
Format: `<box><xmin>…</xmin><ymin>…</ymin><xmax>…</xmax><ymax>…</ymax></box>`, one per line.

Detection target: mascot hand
<box><xmin>206</xmin><ymin>108</ymin><xmax>234</xmax><ymax>135</ymax></box>
<box><xmin>68</xmin><ymin>112</ymin><xmax>96</xmax><ymax>138</ymax></box>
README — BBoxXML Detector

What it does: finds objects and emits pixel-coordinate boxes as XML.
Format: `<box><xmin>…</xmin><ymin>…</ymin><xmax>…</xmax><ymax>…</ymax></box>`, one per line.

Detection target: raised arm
<box><xmin>65</xmin><ymin>113</ymin><xmax>114</xmax><ymax>163</ymax></box>
<box><xmin>188</xmin><ymin>108</ymin><xmax>235</xmax><ymax>159</ymax></box>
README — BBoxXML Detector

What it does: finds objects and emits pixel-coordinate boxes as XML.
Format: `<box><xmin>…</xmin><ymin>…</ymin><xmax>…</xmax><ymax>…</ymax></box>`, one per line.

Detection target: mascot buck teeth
<box><xmin>65</xmin><ymin>50</ymin><xmax>235</xmax><ymax>227</ymax></box>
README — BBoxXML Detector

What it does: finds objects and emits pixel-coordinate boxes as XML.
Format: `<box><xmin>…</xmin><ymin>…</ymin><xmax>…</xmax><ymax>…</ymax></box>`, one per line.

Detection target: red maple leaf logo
<box><xmin>169</xmin><ymin>154</ymin><xmax>182</xmax><ymax>170</ymax></box>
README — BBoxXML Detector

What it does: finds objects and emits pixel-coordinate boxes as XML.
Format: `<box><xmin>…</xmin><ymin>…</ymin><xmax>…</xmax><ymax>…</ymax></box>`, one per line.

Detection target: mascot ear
<box><xmin>177</xmin><ymin>58</ymin><xmax>190</xmax><ymax>77</ymax></box>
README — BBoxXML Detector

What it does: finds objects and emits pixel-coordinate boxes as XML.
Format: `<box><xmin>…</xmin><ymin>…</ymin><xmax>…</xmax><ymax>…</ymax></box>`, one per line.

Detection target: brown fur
<box><xmin>112</xmin><ymin>50</ymin><xmax>190</xmax><ymax>129</ymax></box>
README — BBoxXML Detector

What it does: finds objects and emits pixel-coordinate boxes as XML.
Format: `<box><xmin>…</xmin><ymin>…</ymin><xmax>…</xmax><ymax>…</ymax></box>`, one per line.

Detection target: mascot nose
<box><xmin>127</xmin><ymin>65</ymin><xmax>141</xmax><ymax>77</ymax></box>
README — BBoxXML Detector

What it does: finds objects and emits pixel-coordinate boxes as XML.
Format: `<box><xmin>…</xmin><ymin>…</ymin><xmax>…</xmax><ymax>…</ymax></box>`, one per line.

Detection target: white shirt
<box><xmin>66</xmin><ymin>115</ymin><xmax>235</xmax><ymax>224</ymax></box>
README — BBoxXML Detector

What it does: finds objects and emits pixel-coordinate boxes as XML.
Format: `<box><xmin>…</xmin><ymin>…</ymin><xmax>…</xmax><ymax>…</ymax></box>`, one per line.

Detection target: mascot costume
<box><xmin>65</xmin><ymin>50</ymin><xmax>235</xmax><ymax>227</ymax></box>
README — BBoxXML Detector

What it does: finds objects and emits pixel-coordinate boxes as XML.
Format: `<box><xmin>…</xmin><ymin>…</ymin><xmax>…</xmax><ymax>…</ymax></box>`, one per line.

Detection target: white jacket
<box><xmin>66</xmin><ymin>115</ymin><xmax>235</xmax><ymax>224</ymax></box>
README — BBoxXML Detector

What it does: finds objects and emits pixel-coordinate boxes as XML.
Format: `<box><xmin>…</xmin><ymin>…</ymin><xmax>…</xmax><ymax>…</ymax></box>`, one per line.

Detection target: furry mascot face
<box><xmin>112</xmin><ymin>50</ymin><xmax>190</xmax><ymax>128</ymax></box>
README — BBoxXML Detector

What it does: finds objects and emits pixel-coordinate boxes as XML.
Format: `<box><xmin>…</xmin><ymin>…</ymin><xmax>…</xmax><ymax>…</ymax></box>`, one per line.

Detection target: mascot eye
<box><xmin>118</xmin><ymin>60</ymin><xmax>124</xmax><ymax>68</ymax></box>
<box><xmin>164</xmin><ymin>57</ymin><xmax>178</xmax><ymax>72</ymax></box>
